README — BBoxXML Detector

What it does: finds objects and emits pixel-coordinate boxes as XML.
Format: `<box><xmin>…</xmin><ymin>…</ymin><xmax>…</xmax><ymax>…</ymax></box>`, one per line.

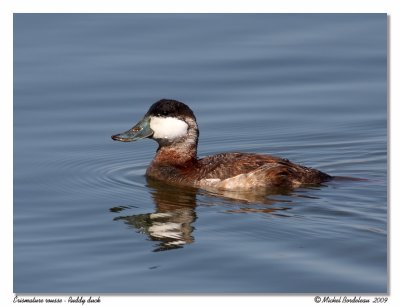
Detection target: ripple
<box><xmin>35</xmin><ymin>145</ymin><xmax>151</xmax><ymax>202</ymax></box>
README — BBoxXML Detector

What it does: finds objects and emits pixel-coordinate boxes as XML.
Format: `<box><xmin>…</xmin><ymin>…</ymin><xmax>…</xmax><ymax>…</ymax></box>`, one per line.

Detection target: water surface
<box><xmin>14</xmin><ymin>13</ymin><xmax>387</xmax><ymax>293</ymax></box>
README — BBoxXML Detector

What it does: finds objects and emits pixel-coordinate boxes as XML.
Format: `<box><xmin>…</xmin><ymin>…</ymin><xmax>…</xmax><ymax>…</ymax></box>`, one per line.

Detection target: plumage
<box><xmin>112</xmin><ymin>99</ymin><xmax>332</xmax><ymax>190</ymax></box>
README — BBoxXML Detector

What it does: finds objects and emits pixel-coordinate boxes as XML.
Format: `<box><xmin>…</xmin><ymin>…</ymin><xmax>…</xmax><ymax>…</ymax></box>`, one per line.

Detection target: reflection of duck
<box><xmin>112</xmin><ymin>178</ymin><xmax>323</xmax><ymax>251</ymax></box>
<box><xmin>113</xmin><ymin>178</ymin><xmax>197</xmax><ymax>252</ymax></box>
<box><xmin>112</xmin><ymin>99</ymin><xmax>331</xmax><ymax>191</ymax></box>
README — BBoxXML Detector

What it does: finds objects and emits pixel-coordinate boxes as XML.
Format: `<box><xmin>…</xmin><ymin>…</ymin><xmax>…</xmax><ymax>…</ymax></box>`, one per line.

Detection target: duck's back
<box><xmin>196</xmin><ymin>152</ymin><xmax>331</xmax><ymax>190</ymax></box>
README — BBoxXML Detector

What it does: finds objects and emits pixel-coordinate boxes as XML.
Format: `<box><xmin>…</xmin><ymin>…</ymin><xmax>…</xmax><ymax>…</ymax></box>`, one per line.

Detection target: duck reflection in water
<box><xmin>111</xmin><ymin>177</ymin><xmax>323</xmax><ymax>252</ymax></box>
<box><xmin>112</xmin><ymin>178</ymin><xmax>198</xmax><ymax>252</ymax></box>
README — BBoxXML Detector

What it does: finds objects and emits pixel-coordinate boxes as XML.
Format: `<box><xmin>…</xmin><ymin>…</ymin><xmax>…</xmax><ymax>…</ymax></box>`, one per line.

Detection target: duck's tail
<box><xmin>330</xmin><ymin>176</ymin><xmax>369</xmax><ymax>182</ymax></box>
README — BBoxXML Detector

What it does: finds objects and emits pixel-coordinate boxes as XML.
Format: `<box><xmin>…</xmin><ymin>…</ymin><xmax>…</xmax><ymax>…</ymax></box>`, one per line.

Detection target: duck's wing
<box><xmin>197</xmin><ymin>152</ymin><xmax>330</xmax><ymax>189</ymax></box>
<box><xmin>197</xmin><ymin>153</ymin><xmax>281</xmax><ymax>179</ymax></box>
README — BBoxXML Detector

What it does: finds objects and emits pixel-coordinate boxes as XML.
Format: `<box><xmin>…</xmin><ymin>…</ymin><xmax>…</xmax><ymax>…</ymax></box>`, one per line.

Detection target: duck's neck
<box><xmin>153</xmin><ymin>142</ymin><xmax>198</xmax><ymax>166</ymax></box>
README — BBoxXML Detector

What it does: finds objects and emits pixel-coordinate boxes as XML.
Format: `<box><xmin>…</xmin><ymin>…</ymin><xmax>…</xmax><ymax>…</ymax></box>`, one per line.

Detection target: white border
<box><xmin>1</xmin><ymin>1</ymin><xmax>398</xmax><ymax>306</ymax></box>
<box><xmin>0</xmin><ymin>0</ymin><xmax>394</xmax><ymax>13</ymax></box>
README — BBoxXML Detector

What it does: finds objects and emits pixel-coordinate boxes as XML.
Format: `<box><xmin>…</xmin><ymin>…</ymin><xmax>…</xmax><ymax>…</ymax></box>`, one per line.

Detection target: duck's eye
<box><xmin>158</xmin><ymin>110</ymin><xmax>169</xmax><ymax>116</ymax></box>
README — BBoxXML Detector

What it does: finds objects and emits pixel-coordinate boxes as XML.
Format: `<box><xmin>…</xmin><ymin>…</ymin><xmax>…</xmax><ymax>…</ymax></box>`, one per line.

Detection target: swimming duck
<box><xmin>112</xmin><ymin>99</ymin><xmax>332</xmax><ymax>190</ymax></box>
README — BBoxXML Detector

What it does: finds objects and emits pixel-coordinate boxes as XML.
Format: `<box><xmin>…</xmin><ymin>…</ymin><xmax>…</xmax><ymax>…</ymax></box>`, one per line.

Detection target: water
<box><xmin>13</xmin><ymin>14</ymin><xmax>387</xmax><ymax>293</ymax></box>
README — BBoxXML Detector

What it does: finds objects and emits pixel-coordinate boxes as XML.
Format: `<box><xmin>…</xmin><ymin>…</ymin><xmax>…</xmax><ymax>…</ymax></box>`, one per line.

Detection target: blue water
<box><xmin>13</xmin><ymin>14</ymin><xmax>387</xmax><ymax>293</ymax></box>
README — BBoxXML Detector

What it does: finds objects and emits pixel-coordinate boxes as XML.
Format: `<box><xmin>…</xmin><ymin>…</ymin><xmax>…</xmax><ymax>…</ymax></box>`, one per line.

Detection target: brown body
<box><xmin>146</xmin><ymin>149</ymin><xmax>331</xmax><ymax>190</ymax></box>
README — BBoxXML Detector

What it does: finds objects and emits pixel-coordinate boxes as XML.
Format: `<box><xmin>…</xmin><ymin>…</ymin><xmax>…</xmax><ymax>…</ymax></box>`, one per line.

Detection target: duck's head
<box><xmin>112</xmin><ymin>99</ymin><xmax>199</xmax><ymax>147</ymax></box>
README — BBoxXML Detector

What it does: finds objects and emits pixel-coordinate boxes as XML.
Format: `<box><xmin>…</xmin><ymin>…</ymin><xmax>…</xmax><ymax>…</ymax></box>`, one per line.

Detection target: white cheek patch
<box><xmin>149</xmin><ymin>116</ymin><xmax>188</xmax><ymax>140</ymax></box>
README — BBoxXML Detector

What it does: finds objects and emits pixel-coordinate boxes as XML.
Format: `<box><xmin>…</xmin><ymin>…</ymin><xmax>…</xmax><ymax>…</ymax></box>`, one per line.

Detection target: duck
<box><xmin>111</xmin><ymin>99</ymin><xmax>332</xmax><ymax>190</ymax></box>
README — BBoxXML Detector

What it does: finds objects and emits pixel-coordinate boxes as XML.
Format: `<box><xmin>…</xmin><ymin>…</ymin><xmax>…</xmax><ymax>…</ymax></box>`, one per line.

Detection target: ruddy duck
<box><xmin>112</xmin><ymin>99</ymin><xmax>332</xmax><ymax>190</ymax></box>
